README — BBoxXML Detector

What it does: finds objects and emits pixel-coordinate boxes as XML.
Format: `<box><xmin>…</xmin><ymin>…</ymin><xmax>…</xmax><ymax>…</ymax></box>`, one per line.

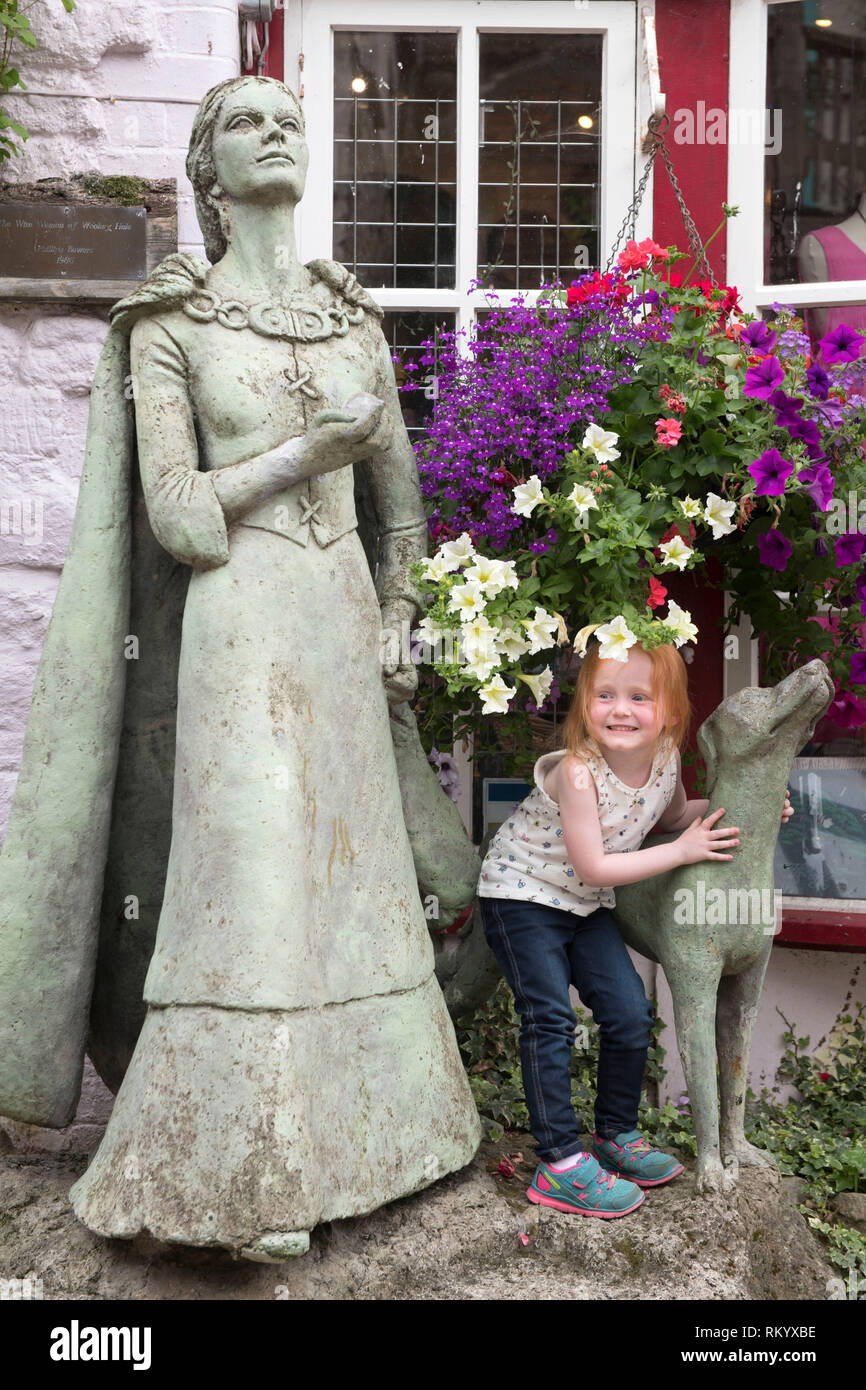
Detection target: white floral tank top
<box><xmin>477</xmin><ymin>741</ymin><xmax>678</xmax><ymax>916</ymax></box>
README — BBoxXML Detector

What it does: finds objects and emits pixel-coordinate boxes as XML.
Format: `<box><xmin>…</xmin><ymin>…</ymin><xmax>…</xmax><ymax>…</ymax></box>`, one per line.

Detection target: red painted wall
<box><xmin>653</xmin><ymin>0</ymin><xmax>731</xmax><ymax>284</ymax></box>
<box><xmin>243</xmin><ymin>6</ymin><xmax>285</xmax><ymax>80</ymax></box>
<box><xmin>654</xmin><ymin>2</ymin><xmax>732</xmax><ymax>789</ymax></box>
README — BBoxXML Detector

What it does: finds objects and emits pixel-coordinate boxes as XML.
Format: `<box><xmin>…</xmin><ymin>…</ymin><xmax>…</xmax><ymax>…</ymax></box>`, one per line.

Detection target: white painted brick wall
<box><xmin>0</xmin><ymin>1</ymin><xmax>240</xmax><ymax>1150</ymax></box>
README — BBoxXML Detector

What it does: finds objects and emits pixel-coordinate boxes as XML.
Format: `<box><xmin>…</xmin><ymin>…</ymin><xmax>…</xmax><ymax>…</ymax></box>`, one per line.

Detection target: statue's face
<box><xmin>211</xmin><ymin>81</ymin><xmax>308</xmax><ymax>207</ymax></box>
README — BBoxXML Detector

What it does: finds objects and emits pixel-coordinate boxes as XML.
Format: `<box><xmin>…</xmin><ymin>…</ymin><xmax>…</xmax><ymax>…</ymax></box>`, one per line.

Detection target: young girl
<box><xmin>478</xmin><ymin>639</ymin><xmax>781</xmax><ymax>1219</ymax></box>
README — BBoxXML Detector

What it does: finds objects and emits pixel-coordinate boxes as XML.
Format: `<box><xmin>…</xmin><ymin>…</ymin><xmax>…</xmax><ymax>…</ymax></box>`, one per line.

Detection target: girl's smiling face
<box><xmin>588</xmin><ymin>647</ymin><xmax>661</xmax><ymax>755</ymax></box>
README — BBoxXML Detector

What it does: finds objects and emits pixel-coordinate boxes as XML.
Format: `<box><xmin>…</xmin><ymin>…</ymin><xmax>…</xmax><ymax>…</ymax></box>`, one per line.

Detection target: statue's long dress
<box><xmin>70</xmin><ymin>280</ymin><xmax>480</xmax><ymax>1249</ymax></box>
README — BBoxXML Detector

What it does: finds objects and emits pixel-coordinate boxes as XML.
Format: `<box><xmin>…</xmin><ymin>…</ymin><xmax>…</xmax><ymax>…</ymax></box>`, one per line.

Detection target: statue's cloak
<box><xmin>0</xmin><ymin>261</ymin><xmax>204</xmax><ymax>1124</ymax></box>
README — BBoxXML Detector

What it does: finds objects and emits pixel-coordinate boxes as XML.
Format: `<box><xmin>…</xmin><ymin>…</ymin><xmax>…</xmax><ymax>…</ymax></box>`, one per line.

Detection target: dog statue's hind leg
<box><xmin>666</xmin><ymin>960</ymin><xmax>733</xmax><ymax>1193</ymax></box>
<box><xmin>716</xmin><ymin>940</ymin><xmax>779</xmax><ymax>1181</ymax></box>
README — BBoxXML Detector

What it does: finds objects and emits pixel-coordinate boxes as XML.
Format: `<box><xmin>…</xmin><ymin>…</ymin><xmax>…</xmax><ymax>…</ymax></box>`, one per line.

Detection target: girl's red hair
<box><xmin>562</xmin><ymin>642</ymin><xmax>691</xmax><ymax>764</ymax></box>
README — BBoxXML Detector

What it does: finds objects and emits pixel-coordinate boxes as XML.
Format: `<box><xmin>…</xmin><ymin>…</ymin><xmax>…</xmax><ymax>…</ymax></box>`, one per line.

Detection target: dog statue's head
<box><xmin>697</xmin><ymin>659</ymin><xmax>835</xmax><ymax>792</ymax></box>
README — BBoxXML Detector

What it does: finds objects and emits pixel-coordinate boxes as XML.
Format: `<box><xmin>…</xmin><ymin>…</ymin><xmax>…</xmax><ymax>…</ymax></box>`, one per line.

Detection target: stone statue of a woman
<box><xmin>0</xmin><ymin>75</ymin><xmax>480</xmax><ymax>1259</ymax></box>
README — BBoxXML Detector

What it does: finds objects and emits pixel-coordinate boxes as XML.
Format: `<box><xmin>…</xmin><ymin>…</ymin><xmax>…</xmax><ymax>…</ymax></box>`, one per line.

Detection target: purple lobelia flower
<box><xmin>856</xmin><ymin>571</ymin><xmax>866</xmax><ymax>617</ymax></box>
<box><xmin>740</xmin><ymin>320</ymin><xmax>778</xmax><ymax>353</ymax></box>
<box><xmin>836</xmin><ymin>533</ymin><xmax>866</xmax><ymax>567</ymax></box>
<box><xmin>819</xmin><ymin>325</ymin><xmax>865</xmax><ymax>364</ymax></box>
<box><xmin>748</xmin><ymin>447</ymin><xmax>794</xmax><ymax>495</ymax></box>
<box><xmin>744</xmin><ymin>355</ymin><xmax>785</xmax><ymax>399</ymax></box>
<box><xmin>798</xmin><ymin>463</ymin><xmax>835</xmax><ymax>510</ymax></box>
<box><xmin>805</xmin><ymin>362</ymin><xmax>830</xmax><ymax>400</ymax></box>
<box><xmin>757</xmin><ymin>530</ymin><xmax>793</xmax><ymax>572</ymax></box>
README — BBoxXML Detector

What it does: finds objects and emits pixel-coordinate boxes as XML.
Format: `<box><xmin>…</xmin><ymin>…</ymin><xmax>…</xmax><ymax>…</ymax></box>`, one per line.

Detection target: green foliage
<box><xmin>0</xmin><ymin>1</ymin><xmax>76</xmax><ymax>164</ymax></box>
<box><xmin>457</xmin><ymin>983</ymin><xmax>866</xmax><ymax>1280</ymax></box>
<box><xmin>744</xmin><ymin>1003</ymin><xmax>866</xmax><ymax>1281</ymax></box>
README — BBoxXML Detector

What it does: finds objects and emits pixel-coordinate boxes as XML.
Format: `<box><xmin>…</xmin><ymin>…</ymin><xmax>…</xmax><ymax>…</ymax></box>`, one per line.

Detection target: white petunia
<box><xmin>479</xmin><ymin>674</ymin><xmax>516</xmax><ymax>715</ymax></box>
<box><xmin>658</xmin><ymin>535</ymin><xmax>694</xmax><ymax>570</ymax></box>
<box><xmin>464</xmin><ymin>555</ymin><xmax>519</xmax><ymax>597</ymax></box>
<box><xmin>521</xmin><ymin>606</ymin><xmax>559</xmax><ymax>654</ymax></box>
<box><xmin>495</xmin><ymin>624</ymin><xmax>530</xmax><ymax>660</ymax></box>
<box><xmin>438</xmin><ymin>532</ymin><xmax>475</xmax><ymax>571</ymax></box>
<box><xmin>574</xmin><ymin>622</ymin><xmax>601</xmax><ymax>657</ymax></box>
<box><xmin>422</xmin><ymin>552</ymin><xmax>451</xmax><ymax>582</ymax></box>
<box><xmin>413</xmin><ymin>614</ymin><xmax>444</xmax><ymax>645</ymax></box>
<box><xmin>460</xmin><ymin>615</ymin><xmax>499</xmax><ymax>666</ymax></box>
<box><xmin>582</xmin><ymin>423</ymin><xmax>621</xmax><ymax>463</ymax></box>
<box><xmin>677</xmin><ymin>496</ymin><xmax>702</xmax><ymax>519</ymax></box>
<box><xmin>512</xmin><ymin>475</ymin><xmax>544</xmax><ymax>517</ymax></box>
<box><xmin>704</xmin><ymin>493</ymin><xmax>737</xmax><ymax>539</ymax></box>
<box><xmin>568</xmin><ymin>483</ymin><xmax>600</xmax><ymax>517</ymax></box>
<box><xmin>447</xmin><ymin>580</ymin><xmax>486</xmax><ymax>620</ymax></box>
<box><xmin>594</xmin><ymin>616</ymin><xmax>638</xmax><ymax>663</ymax></box>
<box><xmin>664</xmin><ymin>601</ymin><xmax>699</xmax><ymax>648</ymax></box>
<box><xmin>463</xmin><ymin>652</ymin><xmax>500</xmax><ymax>682</ymax></box>
<box><xmin>520</xmin><ymin>667</ymin><xmax>554</xmax><ymax>706</ymax></box>
<box><xmin>718</xmin><ymin>353</ymin><xmax>742</xmax><ymax>369</ymax></box>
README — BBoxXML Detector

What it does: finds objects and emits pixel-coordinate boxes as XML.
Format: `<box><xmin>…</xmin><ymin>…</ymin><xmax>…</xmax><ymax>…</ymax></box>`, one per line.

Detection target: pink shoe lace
<box><xmin>624</xmin><ymin>1136</ymin><xmax>654</xmax><ymax>1155</ymax></box>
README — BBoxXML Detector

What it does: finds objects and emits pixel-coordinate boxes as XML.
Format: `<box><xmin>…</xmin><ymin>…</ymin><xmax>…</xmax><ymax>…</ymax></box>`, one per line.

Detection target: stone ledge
<box><xmin>0</xmin><ymin>1137</ymin><xmax>837</xmax><ymax>1301</ymax></box>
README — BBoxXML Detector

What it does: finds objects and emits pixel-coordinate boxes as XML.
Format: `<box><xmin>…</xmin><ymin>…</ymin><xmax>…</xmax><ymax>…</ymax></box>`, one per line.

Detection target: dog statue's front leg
<box><xmin>667</xmin><ymin>966</ymin><xmax>733</xmax><ymax>1194</ymax></box>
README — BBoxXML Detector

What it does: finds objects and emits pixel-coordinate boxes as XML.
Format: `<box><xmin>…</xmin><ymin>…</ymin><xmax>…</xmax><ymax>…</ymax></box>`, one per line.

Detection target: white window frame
<box><xmin>728</xmin><ymin>0</ymin><xmax>866</xmax><ymax>316</ymax></box>
<box><xmin>289</xmin><ymin>0</ymin><xmax>652</xmax><ymax>335</ymax></box>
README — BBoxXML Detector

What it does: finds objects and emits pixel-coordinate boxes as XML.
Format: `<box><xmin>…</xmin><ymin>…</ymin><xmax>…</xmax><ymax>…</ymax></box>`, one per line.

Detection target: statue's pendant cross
<box><xmin>282</xmin><ymin>367</ymin><xmax>319</xmax><ymax>399</ymax></box>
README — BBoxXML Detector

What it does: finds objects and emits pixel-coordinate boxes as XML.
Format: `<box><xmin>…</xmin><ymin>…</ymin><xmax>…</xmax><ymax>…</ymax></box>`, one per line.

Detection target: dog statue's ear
<box><xmin>697</xmin><ymin>715</ymin><xmax>718</xmax><ymax>794</ymax></box>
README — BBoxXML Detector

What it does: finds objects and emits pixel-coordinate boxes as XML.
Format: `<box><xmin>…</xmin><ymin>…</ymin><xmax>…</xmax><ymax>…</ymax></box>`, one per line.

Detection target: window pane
<box><xmin>333</xmin><ymin>32</ymin><xmax>457</xmax><ymax>290</ymax></box>
<box><xmin>766</xmin><ymin>1</ymin><xmax>866</xmax><ymax>345</ymax></box>
<box><xmin>382</xmin><ymin>312</ymin><xmax>456</xmax><ymax>443</ymax></box>
<box><xmin>478</xmin><ymin>32</ymin><xmax>602</xmax><ymax>290</ymax></box>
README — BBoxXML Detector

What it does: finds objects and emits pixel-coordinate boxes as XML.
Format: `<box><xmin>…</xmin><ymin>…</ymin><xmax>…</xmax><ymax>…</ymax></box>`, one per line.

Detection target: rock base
<box><xmin>0</xmin><ymin>1137</ymin><xmax>835</xmax><ymax>1301</ymax></box>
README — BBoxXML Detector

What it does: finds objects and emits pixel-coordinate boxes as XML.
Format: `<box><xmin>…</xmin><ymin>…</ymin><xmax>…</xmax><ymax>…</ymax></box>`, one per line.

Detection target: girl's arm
<box><xmin>557</xmin><ymin>754</ymin><xmax>739</xmax><ymax>890</ymax></box>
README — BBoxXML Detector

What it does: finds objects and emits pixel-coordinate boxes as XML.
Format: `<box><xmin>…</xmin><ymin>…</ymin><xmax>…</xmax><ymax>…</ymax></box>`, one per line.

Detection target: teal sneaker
<box><xmin>527</xmin><ymin>1151</ymin><xmax>645</xmax><ymax>1219</ymax></box>
<box><xmin>592</xmin><ymin>1130</ymin><xmax>684</xmax><ymax>1188</ymax></box>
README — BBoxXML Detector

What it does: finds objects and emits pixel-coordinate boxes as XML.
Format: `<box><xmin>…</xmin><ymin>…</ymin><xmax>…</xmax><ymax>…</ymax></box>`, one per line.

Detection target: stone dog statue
<box><xmin>613</xmin><ymin>659</ymin><xmax>834</xmax><ymax>1194</ymax></box>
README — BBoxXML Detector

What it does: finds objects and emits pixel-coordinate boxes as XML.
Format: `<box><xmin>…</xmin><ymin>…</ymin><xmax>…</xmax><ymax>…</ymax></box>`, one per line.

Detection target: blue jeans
<box><xmin>480</xmin><ymin>896</ymin><xmax>654</xmax><ymax>1162</ymax></box>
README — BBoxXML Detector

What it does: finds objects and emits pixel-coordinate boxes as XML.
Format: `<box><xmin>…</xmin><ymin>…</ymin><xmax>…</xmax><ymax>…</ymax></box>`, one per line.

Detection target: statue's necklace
<box><xmin>182</xmin><ymin>284</ymin><xmax>366</xmax><ymax>343</ymax></box>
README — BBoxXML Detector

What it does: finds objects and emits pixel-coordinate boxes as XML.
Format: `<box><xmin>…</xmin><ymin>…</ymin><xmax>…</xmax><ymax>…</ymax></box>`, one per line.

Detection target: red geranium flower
<box><xmin>617</xmin><ymin>240</ymin><xmax>652</xmax><ymax>271</ymax></box>
<box><xmin>647</xmin><ymin>576</ymin><xmax>668</xmax><ymax>610</ymax></box>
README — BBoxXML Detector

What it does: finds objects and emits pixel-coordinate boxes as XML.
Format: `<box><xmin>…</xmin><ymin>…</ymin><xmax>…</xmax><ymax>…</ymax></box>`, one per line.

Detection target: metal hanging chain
<box><xmin>606</xmin><ymin>113</ymin><xmax>716</xmax><ymax>286</ymax></box>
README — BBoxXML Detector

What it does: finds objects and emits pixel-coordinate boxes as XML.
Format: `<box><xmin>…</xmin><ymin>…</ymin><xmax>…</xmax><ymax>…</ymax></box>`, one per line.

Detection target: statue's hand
<box><xmin>380</xmin><ymin>600</ymin><xmax>419</xmax><ymax>704</ymax></box>
<box><xmin>295</xmin><ymin>394</ymin><xmax>388</xmax><ymax>479</ymax></box>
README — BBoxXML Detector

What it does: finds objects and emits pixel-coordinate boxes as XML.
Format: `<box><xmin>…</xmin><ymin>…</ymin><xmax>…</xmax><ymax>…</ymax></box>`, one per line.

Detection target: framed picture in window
<box><xmin>774</xmin><ymin>756</ymin><xmax>866</xmax><ymax>949</ymax></box>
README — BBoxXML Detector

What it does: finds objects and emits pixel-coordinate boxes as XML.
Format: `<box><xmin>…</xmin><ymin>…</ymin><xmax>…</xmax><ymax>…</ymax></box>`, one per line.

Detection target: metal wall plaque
<box><xmin>0</xmin><ymin>201</ymin><xmax>147</xmax><ymax>280</ymax></box>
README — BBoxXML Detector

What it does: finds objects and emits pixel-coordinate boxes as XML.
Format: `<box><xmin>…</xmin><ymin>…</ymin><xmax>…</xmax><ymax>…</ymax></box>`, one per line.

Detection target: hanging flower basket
<box><xmin>406</xmin><ymin>222</ymin><xmax>866</xmax><ymax>766</ymax></box>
